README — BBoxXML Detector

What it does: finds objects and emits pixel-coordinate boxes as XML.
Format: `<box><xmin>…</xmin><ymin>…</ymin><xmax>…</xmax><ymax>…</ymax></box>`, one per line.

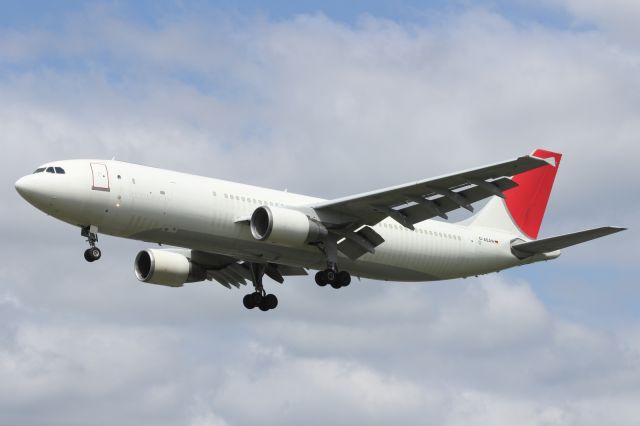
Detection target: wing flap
<box><xmin>338</xmin><ymin>226</ymin><xmax>386</xmax><ymax>260</ymax></box>
<box><xmin>399</xmin><ymin>177</ymin><xmax>517</xmax><ymax>226</ymax></box>
<box><xmin>192</xmin><ymin>250</ymin><xmax>306</xmax><ymax>289</ymax></box>
<box><xmin>275</xmin><ymin>264</ymin><xmax>308</xmax><ymax>276</ymax></box>
<box><xmin>511</xmin><ymin>226</ymin><xmax>626</xmax><ymax>258</ymax></box>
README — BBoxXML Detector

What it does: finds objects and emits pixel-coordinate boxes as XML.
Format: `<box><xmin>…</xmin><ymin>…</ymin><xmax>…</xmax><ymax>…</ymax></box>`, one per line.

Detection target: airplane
<box><xmin>14</xmin><ymin>149</ymin><xmax>625</xmax><ymax>311</ymax></box>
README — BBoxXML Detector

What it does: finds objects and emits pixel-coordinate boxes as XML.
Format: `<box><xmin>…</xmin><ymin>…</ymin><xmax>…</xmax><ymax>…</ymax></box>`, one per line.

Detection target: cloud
<box><xmin>3</xmin><ymin>274</ymin><xmax>638</xmax><ymax>426</ymax></box>
<box><xmin>1</xmin><ymin>3</ymin><xmax>638</xmax><ymax>425</ymax></box>
<box><xmin>549</xmin><ymin>0</ymin><xmax>640</xmax><ymax>43</ymax></box>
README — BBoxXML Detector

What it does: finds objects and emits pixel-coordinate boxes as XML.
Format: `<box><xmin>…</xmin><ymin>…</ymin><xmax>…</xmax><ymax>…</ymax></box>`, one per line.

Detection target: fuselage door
<box><xmin>90</xmin><ymin>162</ymin><xmax>110</xmax><ymax>192</ymax></box>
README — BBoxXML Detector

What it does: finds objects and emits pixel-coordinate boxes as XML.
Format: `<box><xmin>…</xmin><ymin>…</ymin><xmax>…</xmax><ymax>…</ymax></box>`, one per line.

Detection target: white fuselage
<box><xmin>15</xmin><ymin>159</ymin><xmax>548</xmax><ymax>282</ymax></box>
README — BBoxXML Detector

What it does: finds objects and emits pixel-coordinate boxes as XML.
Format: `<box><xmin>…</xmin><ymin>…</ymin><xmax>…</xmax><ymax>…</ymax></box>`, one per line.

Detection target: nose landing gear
<box><xmin>81</xmin><ymin>225</ymin><xmax>101</xmax><ymax>262</ymax></box>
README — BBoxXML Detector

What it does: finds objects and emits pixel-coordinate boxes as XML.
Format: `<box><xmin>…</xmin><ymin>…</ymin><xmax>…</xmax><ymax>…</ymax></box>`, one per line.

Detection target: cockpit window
<box><xmin>35</xmin><ymin>166</ymin><xmax>66</xmax><ymax>174</ymax></box>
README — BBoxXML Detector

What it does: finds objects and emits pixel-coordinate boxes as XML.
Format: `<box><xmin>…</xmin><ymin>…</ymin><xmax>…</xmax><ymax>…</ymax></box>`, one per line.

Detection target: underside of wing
<box><xmin>189</xmin><ymin>250</ymin><xmax>307</xmax><ymax>289</ymax></box>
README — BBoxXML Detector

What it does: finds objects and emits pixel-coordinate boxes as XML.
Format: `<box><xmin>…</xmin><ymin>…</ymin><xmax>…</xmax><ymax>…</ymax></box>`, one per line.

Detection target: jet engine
<box><xmin>134</xmin><ymin>249</ymin><xmax>206</xmax><ymax>287</ymax></box>
<box><xmin>250</xmin><ymin>206</ymin><xmax>327</xmax><ymax>246</ymax></box>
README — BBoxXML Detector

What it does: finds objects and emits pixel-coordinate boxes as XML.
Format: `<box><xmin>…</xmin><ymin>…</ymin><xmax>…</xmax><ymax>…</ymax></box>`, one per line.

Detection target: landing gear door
<box><xmin>90</xmin><ymin>163</ymin><xmax>110</xmax><ymax>192</ymax></box>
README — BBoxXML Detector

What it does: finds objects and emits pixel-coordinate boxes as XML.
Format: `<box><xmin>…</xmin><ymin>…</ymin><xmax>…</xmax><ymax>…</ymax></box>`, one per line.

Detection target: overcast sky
<box><xmin>1</xmin><ymin>1</ymin><xmax>638</xmax><ymax>425</ymax></box>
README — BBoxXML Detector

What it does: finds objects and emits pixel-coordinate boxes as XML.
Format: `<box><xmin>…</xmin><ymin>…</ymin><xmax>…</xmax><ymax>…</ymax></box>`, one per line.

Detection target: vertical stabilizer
<box><xmin>468</xmin><ymin>149</ymin><xmax>562</xmax><ymax>240</ymax></box>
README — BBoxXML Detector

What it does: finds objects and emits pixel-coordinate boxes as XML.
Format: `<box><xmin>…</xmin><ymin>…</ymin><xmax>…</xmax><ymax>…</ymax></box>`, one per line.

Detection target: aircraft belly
<box><xmin>125</xmin><ymin>227</ymin><xmax>439</xmax><ymax>282</ymax></box>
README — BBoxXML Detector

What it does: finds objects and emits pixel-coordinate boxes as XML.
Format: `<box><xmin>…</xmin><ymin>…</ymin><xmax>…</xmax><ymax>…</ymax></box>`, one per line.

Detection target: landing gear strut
<box><xmin>243</xmin><ymin>263</ymin><xmax>278</xmax><ymax>311</ymax></box>
<box><xmin>81</xmin><ymin>225</ymin><xmax>101</xmax><ymax>262</ymax></box>
<box><xmin>314</xmin><ymin>235</ymin><xmax>351</xmax><ymax>289</ymax></box>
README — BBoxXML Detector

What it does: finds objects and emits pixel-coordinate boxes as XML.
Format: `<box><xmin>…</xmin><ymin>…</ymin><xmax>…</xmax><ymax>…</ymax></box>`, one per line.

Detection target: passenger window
<box><xmin>46</xmin><ymin>167</ymin><xmax>55</xmax><ymax>173</ymax></box>
<box><xmin>55</xmin><ymin>167</ymin><xmax>65</xmax><ymax>174</ymax></box>
<box><xmin>33</xmin><ymin>168</ymin><xmax>45</xmax><ymax>173</ymax></box>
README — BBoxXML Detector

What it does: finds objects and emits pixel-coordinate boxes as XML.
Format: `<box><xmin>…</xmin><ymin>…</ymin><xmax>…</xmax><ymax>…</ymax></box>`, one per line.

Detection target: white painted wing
<box><xmin>310</xmin><ymin>154</ymin><xmax>551</xmax><ymax>229</ymax></box>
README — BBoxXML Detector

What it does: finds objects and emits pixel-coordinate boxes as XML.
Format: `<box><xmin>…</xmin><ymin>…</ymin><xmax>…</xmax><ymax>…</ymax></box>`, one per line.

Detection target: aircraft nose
<box><xmin>15</xmin><ymin>176</ymin><xmax>31</xmax><ymax>198</ymax></box>
<box><xmin>15</xmin><ymin>175</ymin><xmax>42</xmax><ymax>203</ymax></box>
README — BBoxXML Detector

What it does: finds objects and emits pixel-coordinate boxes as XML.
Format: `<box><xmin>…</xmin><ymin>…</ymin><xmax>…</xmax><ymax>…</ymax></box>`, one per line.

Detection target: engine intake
<box><xmin>250</xmin><ymin>206</ymin><xmax>327</xmax><ymax>246</ymax></box>
<box><xmin>134</xmin><ymin>249</ymin><xmax>206</xmax><ymax>287</ymax></box>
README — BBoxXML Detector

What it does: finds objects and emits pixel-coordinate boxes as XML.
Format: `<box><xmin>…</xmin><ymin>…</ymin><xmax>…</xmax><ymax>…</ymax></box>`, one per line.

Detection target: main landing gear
<box><xmin>315</xmin><ymin>269</ymin><xmax>351</xmax><ymax>289</ymax></box>
<box><xmin>243</xmin><ymin>292</ymin><xmax>278</xmax><ymax>311</ymax></box>
<box><xmin>81</xmin><ymin>225</ymin><xmax>101</xmax><ymax>262</ymax></box>
<box><xmin>243</xmin><ymin>263</ymin><xmax>278</xmax><ymax>311</ymax></box>
<box><xmin>314</xmin><ymin>235</ymin><xmax>351</xmax><ymax>289</ymax></box>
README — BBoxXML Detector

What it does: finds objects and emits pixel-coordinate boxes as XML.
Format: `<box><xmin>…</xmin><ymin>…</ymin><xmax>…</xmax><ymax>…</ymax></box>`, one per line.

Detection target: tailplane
<box><xmin>511</xmin><ymin>227</ymin><xmax>626</xmax><ymax>258</ymax></box>
<box><xmin>468</xmin><ymin>149</ymin><xmax>562</xmax><ymax>239</ymax></box>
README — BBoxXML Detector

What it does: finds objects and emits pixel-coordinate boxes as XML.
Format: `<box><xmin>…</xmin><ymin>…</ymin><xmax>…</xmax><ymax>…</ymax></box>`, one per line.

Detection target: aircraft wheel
<box><xmin>84</xmin><ymin>249</ymin><xmax>95</xmax><ymax>262</ymax></box>
<box><xmin>243</xmin><ymin>294</ymin><xmax>256</xmax><ymax>309</ymax></box>
<box><xmin>264</xmin><ymin>294</ymin><xmax>278</xmax><ymax>310</ymax></box>
<box><xmin>84</xmin><ymin>247</ymin><xmax>101</xmax><ymax>262</ymax></box>
<box><xmin>251</xmin><ymin>292</ymin><xmax>263</xmax><ymax>306</ymax></box>
<box><xmin>324</xmin><ymin>269</ymin><xmax>337</xmax><ymax>285</ymax></box>
<box><xmin>315</xmin><ymin>271</ymin><xmax>327</xmax><ymax>286</ymax></box>
<box><xmin>90</xmin><ymin>247</ymin><xmax>101</xmax><ymax>261</ymax></box>
<box><xmin>337</xmin><ymin>271</ymin><xmax>351</xmax><ymax>287</ymax></box>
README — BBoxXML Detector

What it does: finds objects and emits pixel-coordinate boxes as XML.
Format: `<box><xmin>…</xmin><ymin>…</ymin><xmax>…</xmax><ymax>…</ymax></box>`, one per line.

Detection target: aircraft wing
<box><xmin>307</xmin><ymin>153</ymin><xmax>552</xmax><ymax>260</ymax></box>
<box><xmin>188</xmin><ymin>250</ymin><xmax>307</xmax><ymax>289</ymax></box>
<box><xmin>511</xmin><ymin>226</ymin><xmax>626</xmax><ymax>258</ymax></box>
<box><xmin>311</xmin><ymin>154</ymin><xmax>551</xmax><ymax>230</ymax></box>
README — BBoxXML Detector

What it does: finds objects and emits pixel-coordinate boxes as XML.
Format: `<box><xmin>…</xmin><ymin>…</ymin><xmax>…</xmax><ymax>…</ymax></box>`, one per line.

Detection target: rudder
<box><xmin>467</xmin><ymin>149</ymin><xmax>562</xmax><ymax>239</ymax></box>
<box><xmin>505</xmin><ymin>149</ymin><xmax>562</xmax><ymax>239</ymax></box>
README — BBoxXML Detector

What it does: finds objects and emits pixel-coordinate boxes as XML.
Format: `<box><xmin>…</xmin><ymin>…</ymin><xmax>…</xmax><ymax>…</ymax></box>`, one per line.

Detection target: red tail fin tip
<box><xmin>504</xmin><ymin>149</ymin><xmax>562</xmax><ymax>239</ymax></box>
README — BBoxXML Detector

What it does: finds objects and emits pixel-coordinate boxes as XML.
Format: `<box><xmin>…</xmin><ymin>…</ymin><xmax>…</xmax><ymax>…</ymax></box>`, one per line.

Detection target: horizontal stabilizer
<box><xmin>511</xmin><ymin>226</ymin><xmax>626</xmax><ymax>258</ymax></box>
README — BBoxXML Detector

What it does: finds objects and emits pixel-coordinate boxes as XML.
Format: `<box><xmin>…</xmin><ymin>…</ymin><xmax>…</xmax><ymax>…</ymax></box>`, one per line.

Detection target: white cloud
<box><xmin>549</xmin><ymin>0</ymin><xmax>640</xmax><ymax>42</ymax></box>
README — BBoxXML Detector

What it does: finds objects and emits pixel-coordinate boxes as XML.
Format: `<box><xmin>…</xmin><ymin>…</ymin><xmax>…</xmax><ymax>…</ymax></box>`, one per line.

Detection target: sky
<box><xmin>0</xmin><ymin>1</ymin><xmax>638</xmax><ymax>425</ymax></box>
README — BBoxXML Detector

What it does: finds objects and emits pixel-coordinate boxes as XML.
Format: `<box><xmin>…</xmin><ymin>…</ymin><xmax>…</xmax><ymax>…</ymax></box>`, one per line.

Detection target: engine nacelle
<box><xmin>250</xmin><ymin>206</ymin><xmax>327</xmax><ymax>246</ymax></box>
<box><xmin>134</xmin><ymin>249</ymin><xmax>206</xmax><ymax>287</ymax></box>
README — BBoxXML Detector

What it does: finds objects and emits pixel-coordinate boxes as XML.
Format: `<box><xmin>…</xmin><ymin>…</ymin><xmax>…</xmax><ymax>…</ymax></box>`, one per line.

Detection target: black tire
<box><xmin>337</xmin><ymin>271</ymin><xmax>351</xmax><ymax>287</ymax></box>
<box><xmin>264</xmin><ymin>294</ymin><xmax>278</xmax><ymax>310</ymax></box>
<box><xmin>251</xmin><ymin>292</ymin><xmax>263</xmax><ymax>306</ymax></box>
<box><xmin>243</xmin><ymin>294</ymin><xmax>255</xmax><ymax>309</ymax></box>
<box><xmin>258</xmin><ymin>298</ymin><xmax>270</xmax><ymax>311</ymax></box>
<box><xmin>330</xmin><ymin>281</ymin><xmax>342</xmax><ymax>289</ymax></box>
<box><xmin>315</xmin><ymin>271</ymin><xmax>327</xmax><ymax>286</ymax></box>
<box><xmin>90</xmin><ymin>247</ymin><xmax>101</xmax><ymax>261</ymax></box>
<box><xmin>324</xmin><ymin>269</ymin><xmax>337</xmax><ymax>285</ymax></box>
<box><xmin>84</xmin><ymin>249</ymin><xmax>95</xmax><ymax>262</ymax></box>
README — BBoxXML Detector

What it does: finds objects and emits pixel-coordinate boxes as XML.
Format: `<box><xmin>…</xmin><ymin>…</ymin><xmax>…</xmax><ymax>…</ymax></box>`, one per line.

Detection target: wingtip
<box><xmin>600</xmin><ymin>226</ymin><xmax>627</xmax><ymax>235</ymax></box>
<box><xmin>530</xmin><ymin>149</ymin><xmax>562</xmax><ymax>168</ymax></box>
